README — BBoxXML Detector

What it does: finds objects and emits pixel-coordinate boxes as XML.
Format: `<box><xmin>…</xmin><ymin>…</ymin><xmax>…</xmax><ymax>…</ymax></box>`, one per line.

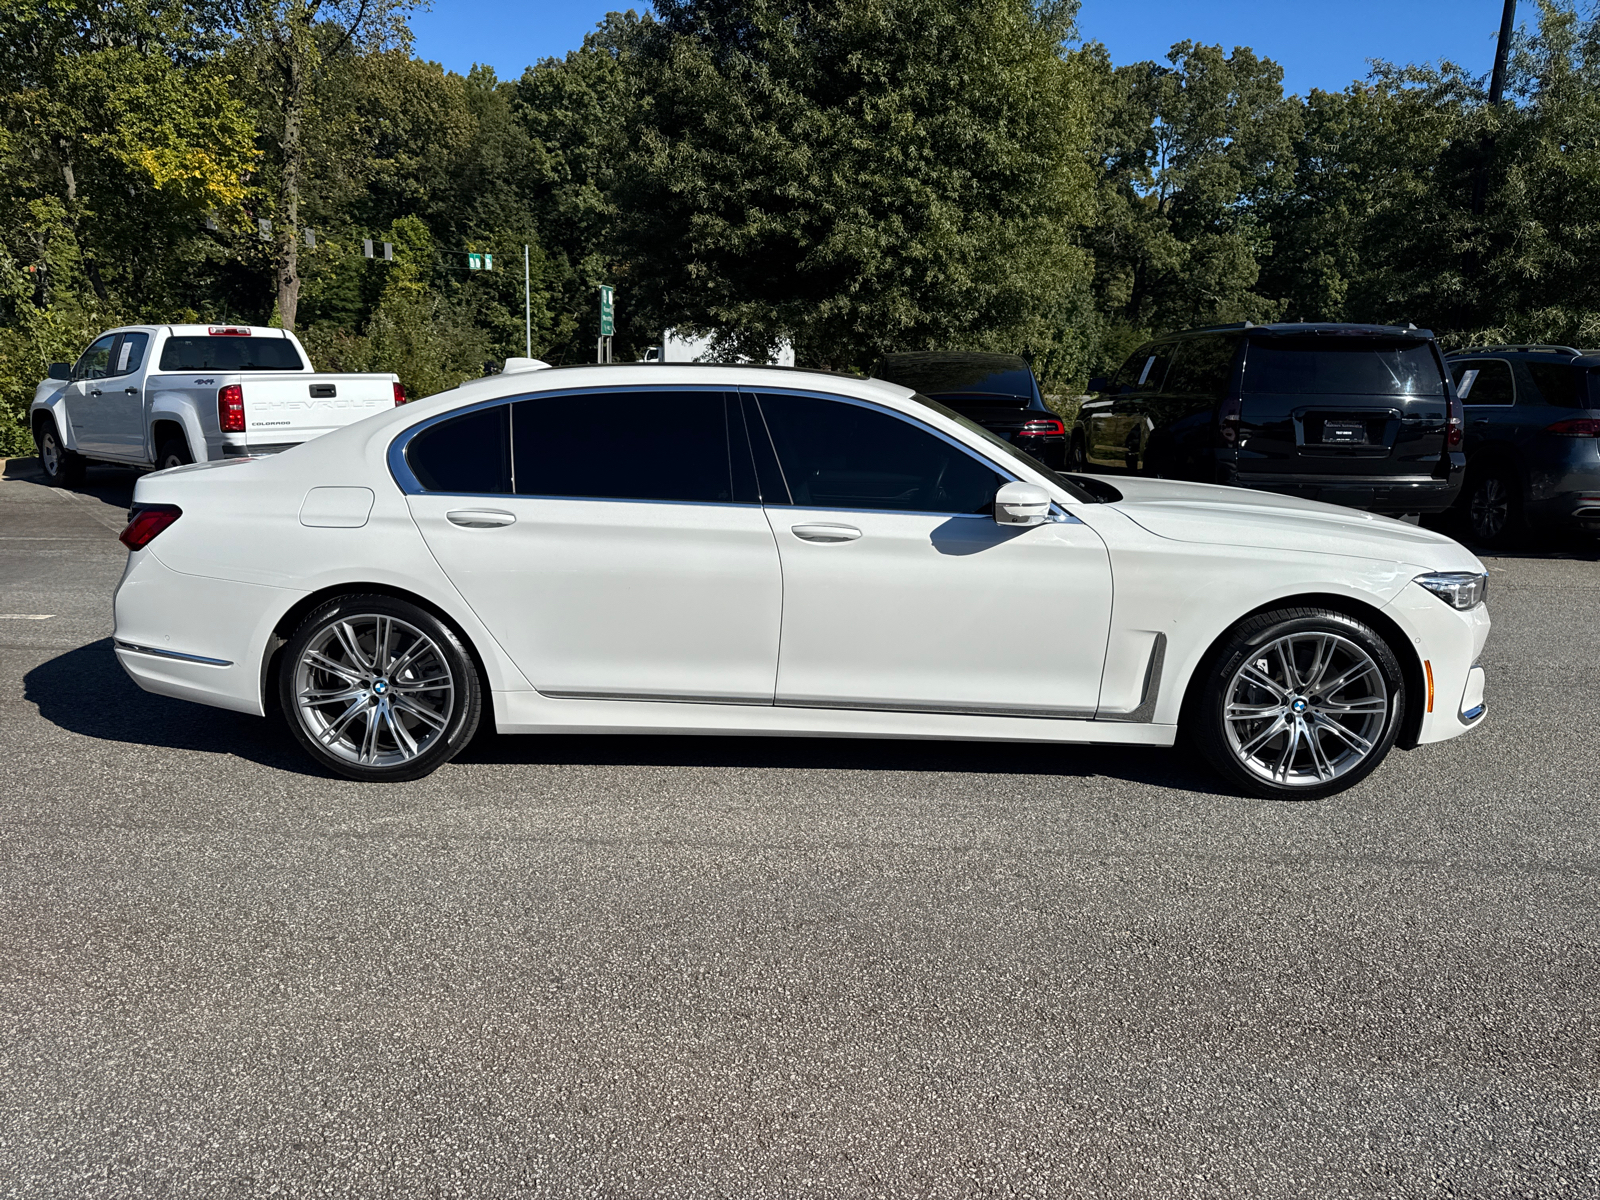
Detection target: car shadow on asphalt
<box><xmin>3</xmin><ymin>455</ymin><xmax>139</xmax><ymax>506</ymax></box>
<box><xmin>24</xmin><ymin>639</ymin><xmax>1237</xmax><ymax>795</ymax></box>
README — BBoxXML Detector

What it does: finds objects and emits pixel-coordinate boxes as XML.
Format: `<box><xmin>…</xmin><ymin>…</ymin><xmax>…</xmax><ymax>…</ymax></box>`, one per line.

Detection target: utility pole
<box><xmin>523</xmin><ymin>245</ymin><xmax>532</xmax><ymax>359</ymax></box>
<box><xmin>1472</xmin><ymin>0</ymin><xmax>1517</xmax><ymax>216</ymax></box>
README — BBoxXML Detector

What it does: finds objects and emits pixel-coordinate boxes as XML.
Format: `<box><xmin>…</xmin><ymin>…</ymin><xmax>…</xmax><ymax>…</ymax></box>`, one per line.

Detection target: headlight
<box><xmin>1415</xmin><ymin>571</ymin><xmax>1488</xmax><ymax>610</ymax></box>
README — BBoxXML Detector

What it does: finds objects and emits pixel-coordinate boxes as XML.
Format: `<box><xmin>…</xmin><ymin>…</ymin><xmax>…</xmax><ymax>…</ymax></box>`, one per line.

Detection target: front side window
<box><xmin>1244</xmin><ymin>339</ymin><xmax>1445</xmax><ymax>396</ymax></box>
<box><xmin>752</xmin><ymin>392</ymin><xmax>1004</xmax><ymax>514</ymax></box>
<box><xmin>1452</xmin><ymin>360</ymin><xmax>1513</xmax><ymax>406</ymax></box>
<box><xmin>1113</xmin><ymin>344</ymin><xmax>1176</xmax><ymax>395</ymax></box>
<box><xmin>513</xmin><ymin>390</ymin><xmax>735</xmax><ymax>503</ymax></box>
<box><xmin>73</xmin><ymin>335</ymin><xmax>117</xmax><ymax>381</ymax></box>
<box><xmin>1164</xmin><ymin>336</ymin><xmax>1238</xmax><ymax>399</ymax></box>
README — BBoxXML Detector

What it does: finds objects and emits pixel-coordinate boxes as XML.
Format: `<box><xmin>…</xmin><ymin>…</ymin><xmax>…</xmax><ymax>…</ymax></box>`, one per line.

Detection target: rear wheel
<box><xmin>1463</xmin><ymin>465</ymin><xmax>1525</xmax><ymax>547</ymax></box>
<box><xmin>278</xmin><ymin>594</ymin><xmax>481</xmax><ymax>782</ymax></box>
<box><xmin>36</xmin><ymin>419</ymin><xmax>86</xmax><ymax>487</ymax></box>
<box><xmin>156</xmin><ymin>435</ymin><xmax>193</xmax><ymax>472</ymax></box>
<box><xmin>1190</xmin><ymin>608</ymin><xmax>1406</xmax><ymax>800</ymax></box>
<box><xmin>1066</xmin><ymin>432</ymin><xmax>1088</xmax><ymax>472</ymax></box>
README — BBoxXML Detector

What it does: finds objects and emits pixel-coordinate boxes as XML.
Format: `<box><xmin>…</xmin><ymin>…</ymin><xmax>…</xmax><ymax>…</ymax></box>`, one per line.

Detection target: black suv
<box><xmin>871</xmin><ymin>352</ymin><xmax>1066</xmax><ymax>469</ymax></box>
<box><xmin>1072</xmin><ymin>323</ymin><xmax>1466</xmax><ymax>515</ymax></box>
<box><xmin>1442</xmin><ymin>344</ymin><xmax>1600</xmax><ymax>544</ymax></box>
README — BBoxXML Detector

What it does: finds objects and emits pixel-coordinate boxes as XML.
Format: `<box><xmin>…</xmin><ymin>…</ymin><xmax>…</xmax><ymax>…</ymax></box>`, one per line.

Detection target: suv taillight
<box><xmin>1445</xmin><ymin>392</ymin><xmax>1464</xmax><ymax>447</ymax></box>
<box><xmin>218</xmin><ymin>383</ymin><xmax>245</xmax><ymax>432</ymax></box>
<box><xmin>1546</xmin><ymin>418</ymin><xmax>1600</xmax><ymax>437</ymax></box>
<box><xmin>1018</xmin><ymin>417</ymin><xmax>1065</xmax><ymax>436</ymax></box>
<box><xmin>393</xmin><ymin>381</ymin><xmax>407</xmax><ymax>406</ymax></box>
<box><xmin>119</xmin><ymin>505</ymin><xmax>182</xmax><ymax>550</ymax></box>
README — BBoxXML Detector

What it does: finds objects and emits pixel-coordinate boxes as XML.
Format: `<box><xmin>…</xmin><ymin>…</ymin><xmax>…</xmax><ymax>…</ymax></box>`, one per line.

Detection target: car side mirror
<box><xmin>994</xmin><ymin>481</ymin><xmax>1051</xmax><ymax>527</ymax></box>
<box><xmin>1087</xmin><ymin>376</ymin><xmax>1109</xmax><ymax>394</ymax></box>
<box><xmin>47</xmin><ymin>363</ymin><xmax>71</xmax><ymax>381</ymax></box>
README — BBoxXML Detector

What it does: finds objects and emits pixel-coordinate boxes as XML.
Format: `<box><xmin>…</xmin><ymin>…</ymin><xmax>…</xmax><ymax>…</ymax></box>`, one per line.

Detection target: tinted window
<box><xmin>1115</xmin><ymin>344</ymin><xmax>1175</xmax><ymax>395</ymax></box>
<box><xmin>407</xmin><ymin>405</ymin><xmax>511</xmax><ymax>494</ymax></box>
<box><xmin>513</xmin><ymin>390</ymin><xmax>734</xmax><ymax>503</ymax></box>
<box><xmin>1451</xmin><ymin>360</ymin><xmax>1513</xmax><ymax>406</ymax></box>
<box><xmin>875</xmin><ymin>357</ymin><xmax>1036</xmax><ymax>405</ymax></box>
<box><xmin>1525</xmin><ymin>362</ymin><xmax>1583</xmax><ymax>408</ymax></box>
<box><xmin>1243</xmin><ymin>339</ymin><xmax>1444</xmax><ymax>395</ymax></box>
<box><xmin>74</xmin><ymin>335</ymin><xmax>117</xmax><ymax>381</ymax></box>
<box><xmin>158</xmin><ymin>336</ymin><xmax>305</xmax><ymax>372</ymax></box>
<box><xmin>1163</xmin><ymin>336</ymin><xmax>1237</xmax><ymax>400</ymax></box>
<box><xmin>114</xmin><ymin>332</ymin><xmax>149</xmax><ymax>376</ymax></box>
<box><xmin>754</xmin><ymin>392</ymin><xmax>1004</xmax><ymax>514</ymax></box>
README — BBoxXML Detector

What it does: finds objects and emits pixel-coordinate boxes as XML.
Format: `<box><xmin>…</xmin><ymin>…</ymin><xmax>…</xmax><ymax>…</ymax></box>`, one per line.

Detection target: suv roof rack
<box><xmin>1447</xmin><ymin>343</ymin><xmax>1582</xmax><ymax>357</ymax></box>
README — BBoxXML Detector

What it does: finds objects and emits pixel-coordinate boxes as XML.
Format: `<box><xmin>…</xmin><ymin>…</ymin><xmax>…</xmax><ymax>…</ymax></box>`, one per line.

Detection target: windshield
<box><xmin>909</xmin><ymin>394</ymin><xmax>1103</xmax><ymax>503</ymax></box>
<box><xmin>1242</xmin><ymin>339</ymin><xmax>1444</xmax><ymax>396</ymax></box>
<box><xmin>158</xmin><ymin>335</ymin><xmax>305</xmax><ymax>372</ymax></box>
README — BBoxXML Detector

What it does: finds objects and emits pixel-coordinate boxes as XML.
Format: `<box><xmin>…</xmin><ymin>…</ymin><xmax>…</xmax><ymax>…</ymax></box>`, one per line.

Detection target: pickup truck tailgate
<box><xmin>233</xmin><ymin>374</ymin><xmax>396</xmax><ymax>446</ymax></box>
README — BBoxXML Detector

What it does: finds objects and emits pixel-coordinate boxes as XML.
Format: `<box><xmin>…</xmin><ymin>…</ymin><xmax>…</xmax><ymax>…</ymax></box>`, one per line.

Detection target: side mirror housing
<box><xmin>994</xmin><ymin>481</ymin><xmax>1051</xmax><ymax>526</ymax></box>
<box><xmin>47</xmin><ymin>363</ymin><xmax>71</xmax><ymax>381</ymax></box>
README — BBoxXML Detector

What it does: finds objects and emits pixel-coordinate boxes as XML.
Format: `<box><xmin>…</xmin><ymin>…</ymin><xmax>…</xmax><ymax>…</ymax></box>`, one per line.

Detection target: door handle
<box><xmin>89</xmin><ymin>388</ymin><xmax>103</xmax><ymax>396</ymax></box>
<box><xmin>125</xmin><ymin>387</ymin><xmax>139</xmax><ymax>395</ymax></box>
<box><xmin>791</xmin><ymin>523</ymin><xmax>861</xmax><ymax>542</ymax></box>
<box><xmin>446</xmin><ymin>509</ymin><xmax>516</xmax><ymax>528</ymax></box>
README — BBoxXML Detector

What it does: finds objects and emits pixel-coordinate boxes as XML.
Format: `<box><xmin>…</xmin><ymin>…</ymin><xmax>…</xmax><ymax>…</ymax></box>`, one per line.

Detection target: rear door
<box><xmin>1086</xmin><ymin>344</ymin><xmax>1173</xmax><ymax>472</ymax></box>
<box><xmin>1450</xmin><ymin>358</ymin><xmax>1522</xmax><ymax>461</ymax></box>
<box><xmin>403</xmin><ymin>389</ymin><xmax>784</xmax><ymax>703</ymax></box>
<box><xmin>1237</xmin><ymin>336</ymin><xmax>1449</xmax><ymax>493</ymax></box>
<box><xmin>748</xmin><ymin>389</ymin><xmax>1112</xmax><ymax>716</ymax></box>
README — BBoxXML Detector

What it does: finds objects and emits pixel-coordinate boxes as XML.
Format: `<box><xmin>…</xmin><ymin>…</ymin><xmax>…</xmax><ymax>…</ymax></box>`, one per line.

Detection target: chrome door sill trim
<box><xmin>114</xmin><ymin>641</ymin><xmax>233</xmax><ymax>667</ymax></box>
<box><xmin>540</xmin><ymin>689</ymin><xmax>773</xmax><ymax>706</ymax></box>
<box><xmin>776</xmin><ymin>697</ymin><xmax>1099</xmax><ymax>720</ymax></box>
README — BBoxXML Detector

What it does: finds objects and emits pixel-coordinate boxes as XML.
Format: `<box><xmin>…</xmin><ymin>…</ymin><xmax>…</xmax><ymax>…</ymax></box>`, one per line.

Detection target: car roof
<box><xmin>1444</xmin><ymin>344</ymin><xmax>1600</xmax><ymax>365</ymax></box>
<box><xmin>875</xmin><ymin>351</ymin><xmax>1030</xmax><ymax>369</ymax></box>
<box><xmin>1154</xmin><ymin>322</ymin><xmax>1436</xmax><ymax>342</ymax></box>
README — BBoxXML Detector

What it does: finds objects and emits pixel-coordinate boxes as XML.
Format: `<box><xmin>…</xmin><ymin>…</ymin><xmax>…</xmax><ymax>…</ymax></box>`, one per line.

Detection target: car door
<box><xmin>1451</xmin><ymin>358</ymin><xmax>1519</xmax><ymax>462</ymax></box>
<box><xmin>402</xmin><ymin>389</ymin><xmax>784</xmax><ymax>703</ymax></box>
<box><xmin>64</xmin><ymin>334</ymin><xmax>119</xmax><ymax>457</ymax></box>
<box><xmin>1147</xmin><ymin>334</ymin><xmax>1238</xmax><ymax>481</ymax></box>
<box><xmin>1086</xmin><ymin>343</ymin><xmax>1174</xmax><ymax>472</ymax></box>
<box><xmin>747</xmin><ymin>389</ymin><xmax>1113</xmax><ymax>716</ymax></box>
<box><xmin>99</xmin><ymin>332</ymin><xmax>150</xmax><ymax>458</ymax></box>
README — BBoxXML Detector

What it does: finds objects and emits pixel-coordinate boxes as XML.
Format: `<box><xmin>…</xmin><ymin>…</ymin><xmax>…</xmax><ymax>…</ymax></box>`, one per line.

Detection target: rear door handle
<box><xmin>89</xmin><ymin>388</ymin><xmax>103</xmax><ymax>396</ymax></box>
<box><xmin>125</xmin><ymin>387</ymin><xmax>139</xmax><ymax>395</ymax></box>
<box><xmin>791</xmin><ymin>523</ymin><xmax>861</xmax><ymax>543</ymax></box>
<box><xmin>446</xmin><ymin>509</ymin><xmax>516</xmax><ymax>528</ymax></box>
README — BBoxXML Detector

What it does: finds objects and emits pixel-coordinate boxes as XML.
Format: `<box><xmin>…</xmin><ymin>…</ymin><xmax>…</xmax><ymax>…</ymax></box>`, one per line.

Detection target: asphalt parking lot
<box><xmin>1</xmin><ymin>457</ymin><xmax>1597</xmax><ymax>1199</ymax></box>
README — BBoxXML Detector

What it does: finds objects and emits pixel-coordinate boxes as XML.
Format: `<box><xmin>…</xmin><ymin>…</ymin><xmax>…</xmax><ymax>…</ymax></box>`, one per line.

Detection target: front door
<box><xmin>65</xmin><ymin>334</ymin><xmax>119</xmax><ymax>458</ymax></box>
<box><xmin>747</xmin><ymin>390</ymin><xmax>1113</xmax><ymax>716</ymax></box>
<box><xmin>403</xmin><ymin>390</ymin><xmax>784</xmax><ymax>703</ymax></box>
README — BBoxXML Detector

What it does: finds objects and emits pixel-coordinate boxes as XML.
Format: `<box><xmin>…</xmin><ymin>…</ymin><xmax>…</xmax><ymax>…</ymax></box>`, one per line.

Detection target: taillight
<box><xmin>1018</xmin><ymin>417</ymin><xmax>1065</xmax><ymax>436</ymax></box>
<box><xmin>1546</xmin><ymin>418</ymin><xmax>1600</xmax><ymax>437</ymax></box>
<box><xmin>393</xmin><ymin>381</ymin><xmax>407</xmax><ymax>406</ymax></box>
<box><xmin>119</xmin><ymin>505</ymin><xmax>182</xmax><ymax>550</ymax></box>
<box><xmin>1445</xmin><ymin>392</ymin><xmax>1464</xmax><ymax>447</ymax></box>
<box><xmin>218</xmin><ymin>383</ymin><xmax>244</xmax><ymax>432</ymax></box>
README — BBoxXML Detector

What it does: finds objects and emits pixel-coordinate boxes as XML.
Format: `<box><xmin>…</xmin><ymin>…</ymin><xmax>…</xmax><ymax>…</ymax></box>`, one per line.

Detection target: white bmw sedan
<box><xmin>112</xmin><ymin>364</ymin><xmax>1490</xmax><ymax>797</ymax></box>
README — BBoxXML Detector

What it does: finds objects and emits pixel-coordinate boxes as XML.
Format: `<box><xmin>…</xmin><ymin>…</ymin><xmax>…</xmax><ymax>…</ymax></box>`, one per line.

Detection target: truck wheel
<box><xmin>36</xmin><ymin>419</ymin><xmax>86</xmax><ymax>487</ymax></box>
<box><xmin>156</xmin><ymin>436</ymin><xmax>193</xmax><ymax>472</ymax></box>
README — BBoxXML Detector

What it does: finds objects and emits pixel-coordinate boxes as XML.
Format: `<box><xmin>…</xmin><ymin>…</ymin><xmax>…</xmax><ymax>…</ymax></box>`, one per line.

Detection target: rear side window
<box><xmin>158</xmin><ymin>336</ymin><xmax>305</xmax><ymax>372</ymax></box>
<box><xmin>1451</xmin><ymin>360</ymin><xmax>1513</xmax><ymax>406</ymax></box>
<box><xmin>753</xmin><ymin>392</ymin><xmax>1004</xmax><ymax>514</ymax></box>
<box><xmin>513</xmin><ymin>390</ymin><xmax>734</xmax><ymax>503</ymax></box>
<box><xmin>1164</xmin><ymin>336</ymin><xmax>1238</xmax><ymax>399</ymax></box>
<box><xmin>406</xmin><ymin>405</ymin><xmax>511</xmax><ymax>494</ymax></box>
<box><xmin>114</xmin><ymin>333</ymin><xmax>149</xmax><ymax>376</ymax></box>
<box><xmin>1243</xmin><ymin>339</ymin><xmax>1444</xmax><ymax>396</ymax></box>
<box><xmin>1525</xmin><ymin>363</ymin><xmax>1584</xmax><ymax>408</ymax></box>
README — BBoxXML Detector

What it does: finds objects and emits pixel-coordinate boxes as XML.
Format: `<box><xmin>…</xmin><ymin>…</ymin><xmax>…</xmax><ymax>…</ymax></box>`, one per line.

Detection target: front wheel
<box><xmin>1190</xmin><ymin>608</ymin><xmax>1407</xmax><ymax>800</ymax></box>
<box><xmin>278</xmin><ymin>594</ymin><xmax>482</xmax><ymax>781</ymax></box>
<box><xmin>36</xmin><ymin>419</ymin><xmax>86</xmax><ymax>487</ymax></box>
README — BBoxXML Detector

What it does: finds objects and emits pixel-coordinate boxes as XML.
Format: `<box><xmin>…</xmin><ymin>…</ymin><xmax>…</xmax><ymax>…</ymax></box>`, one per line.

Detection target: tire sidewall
<box><xmin>1194</xmin><ymin>609</ymin><xmax>1407</xmax><ymax>800</ymax></box>
<box><xmin>277</xmin><ymin>594</ymin><xmax>481</xmax><ymax>782</ymax></box>
<box><xmin>157</xmin><ymin>437</ymin><xmax>193</xmax><ymax>471</ymax></box>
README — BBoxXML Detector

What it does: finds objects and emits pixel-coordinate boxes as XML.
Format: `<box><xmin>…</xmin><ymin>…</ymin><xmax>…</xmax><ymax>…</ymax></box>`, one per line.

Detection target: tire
<box><xmin>277</xmin><ymin>594</ymin><xmax>482</xmax><ymax>782</ymax></box>
<box><xmin>1066</xmin><ymin>432</ymin><xmax>1088</xmax><ymax>473</ymax></box>
<box><xmin>1189</xmin><ymin>608</ymin><xmax>1407</xmax><ymax>800</ymax></box>
<box><xmin>1462</xmin><ymin>464</ymin><xmax>1525</xmax><ymax>548</ymax></box>
<box><xmin>155</xmin><ymin>435</ymin><xmax>193</xmax><ymax>472</ymax></box>
<box><xmin>35</xmin><ymin>418</ymin><xmax>86</xmax><ymax>487</ymax></box>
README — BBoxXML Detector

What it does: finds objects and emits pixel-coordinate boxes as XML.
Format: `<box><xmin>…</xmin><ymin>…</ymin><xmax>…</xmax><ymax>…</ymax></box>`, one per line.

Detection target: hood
<box><xmin>1099</xmin><ymin>476</ymin><xmax>1485</xmax><ymax>573</ymax></box>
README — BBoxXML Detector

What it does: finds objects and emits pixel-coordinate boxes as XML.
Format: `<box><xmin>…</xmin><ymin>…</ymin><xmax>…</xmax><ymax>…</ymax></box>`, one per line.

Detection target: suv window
<box><xmin>1243</xmin><ymin>339</ymin><xmax>1444</xmax><ymax>396</ymax></box>
<box><xmin>1525</xmin><ymin>362</ymin><xmax>1584</xmax><ymax>408</ymax></box>
<box><xmin>513</xmin><ymin>390</ymin><xmax>734</xmax><ymax>503</ymax></box>
<box><xmin>406</xmin><ymin>405</ymin><xmax>512</xmax><ymax>494</ymax></box>
<box><xmin>753</xmin><ymin>392</ymin><xmax>1004</xmax><ymax>514</ymax></box>
<box><xmin>1451</xmin><ymin>359</ymin><xmax>1513</xmax><ymax>406</ymax></box>
<box><xmin>73</xmin><ymin>335</ymin><xmax>117</xmax><ymax>381</ymax></box>
<box><xmin>1164</xmin><ymin>336</ymin><xmax>1237</xmax><ymax>399</ymax></box>
<box><xmin>1116</xmin><ymin>344</ymin><xmax>1176</xmax><ymax>395</ymax></box>
<box><xmin>158</xmin><ymin>336</ymin><xmax>305</xmax><ymax>372</ymax></box>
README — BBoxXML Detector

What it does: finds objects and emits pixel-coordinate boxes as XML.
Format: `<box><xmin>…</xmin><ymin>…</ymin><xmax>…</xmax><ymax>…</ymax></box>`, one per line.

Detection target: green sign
<box><xmin>483</xmin><ymin>252</ymin><xmax>493</xmax><ymax>271</ymax></box>
<box><xmin>599</xmin><ymin>285</ymin><xmax>615</xmax><ymax>337</ymax></box>
<box><xmin>467</xmin><ymin>253</ymin><xmax>482</xmax><ymax>271</ymax></box>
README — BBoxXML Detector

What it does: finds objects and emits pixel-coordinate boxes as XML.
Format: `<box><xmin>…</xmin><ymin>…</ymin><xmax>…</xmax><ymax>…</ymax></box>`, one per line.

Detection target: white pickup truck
<box><xmin>29</xmin><ymin>324</ymin><xmax>403</xmax><ymax>486</ymax></box>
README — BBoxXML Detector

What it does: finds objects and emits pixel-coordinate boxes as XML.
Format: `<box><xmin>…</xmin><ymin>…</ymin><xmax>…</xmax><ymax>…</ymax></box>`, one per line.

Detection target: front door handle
<box><xmin>125</xmin><ymin>387</ymin><xmax>139</xmax><ymax>395</ymax></box>
<box><xmin>791</xmin><ymin>523</ymin><xmax>861</xmax><ymax>543</ymax></box>
<box><xmin>446</xmin><ymin>509</ymin><xmax>516</xmax><ymax>528</ymax></box>
<box><xmin>89</xmin><ymin>388</ymin><xmax>103</xmax><ymax>396</ymax></box>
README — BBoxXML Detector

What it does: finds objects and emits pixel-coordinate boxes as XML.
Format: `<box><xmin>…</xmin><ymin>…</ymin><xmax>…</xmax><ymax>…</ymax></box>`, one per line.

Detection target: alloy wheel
<box><xmin>40</xmin><ymin>431</ymin><xmax>60</xmax><ymax>475</ymax></box>
<box><xmin>1222</xmin><ymin>632</ymin><xmax>1390</xmax><ymax>788</ymax></box>
<box><xmin>1470</xmin><ymin>476</ymin><xmax>1509</xmax><ymax>541</ymax></box>
<box><xmin>291</xmin><ymin>613</ymin><xmax>456</xmax><ymax>768</ymax></box>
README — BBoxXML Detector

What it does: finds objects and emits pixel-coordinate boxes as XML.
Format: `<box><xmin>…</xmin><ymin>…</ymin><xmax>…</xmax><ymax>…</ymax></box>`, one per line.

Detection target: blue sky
<box><xmin>409</xmin><ymin>0</ymin><xmax>1521</xmax><ymax>95</ymax></box>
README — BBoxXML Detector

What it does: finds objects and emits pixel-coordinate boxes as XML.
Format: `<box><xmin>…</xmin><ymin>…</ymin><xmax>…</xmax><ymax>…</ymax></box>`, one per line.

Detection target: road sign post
<box><xmin>598</xmin><ymin>285</ymin><xmax>615</xmax><ymax>363</ymax></box>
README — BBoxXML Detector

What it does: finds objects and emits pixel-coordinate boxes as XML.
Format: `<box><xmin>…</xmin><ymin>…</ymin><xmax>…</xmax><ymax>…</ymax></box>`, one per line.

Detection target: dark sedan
<box><xmin>871</xmin><ymin>352</ymin><xmax>1067</xmax><ymax>469</ymax></box>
